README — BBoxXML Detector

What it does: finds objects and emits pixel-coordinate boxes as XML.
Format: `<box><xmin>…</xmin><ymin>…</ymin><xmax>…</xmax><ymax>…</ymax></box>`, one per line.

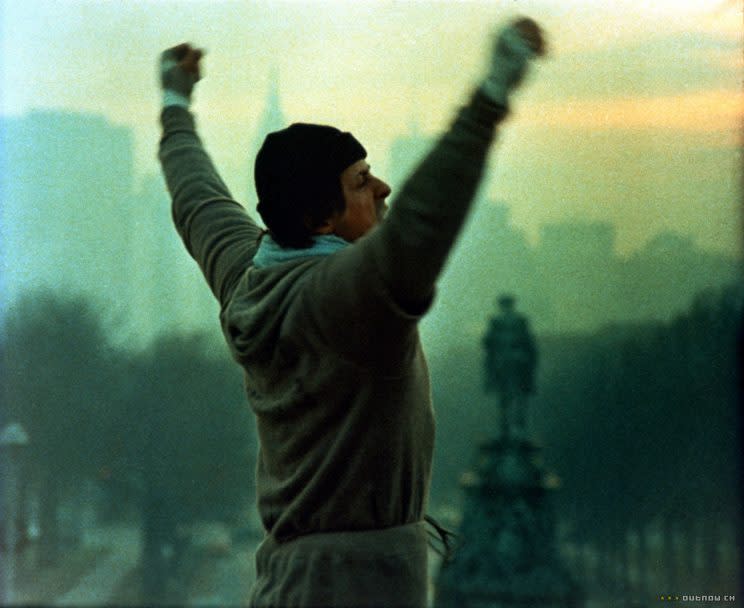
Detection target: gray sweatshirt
<box><xmin>159</xmin><ymin>92</ymin><xmax>506</xmax><ymax>602</ymax></box>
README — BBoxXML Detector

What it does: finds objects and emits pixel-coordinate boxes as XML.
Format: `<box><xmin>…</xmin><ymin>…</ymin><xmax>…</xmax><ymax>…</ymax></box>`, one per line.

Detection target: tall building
<box><xmin>387</xmin><ymin>119</ymin><xmax>431</xmax><ymax>193</ymax></box>
<box><xmin>125</xmin><ymin>173</ymin><xmax>219</xmax><ymax>345</ymax></box>
<box><xmin>533</xmin><ymin>221</ymin><xmax>620</xmax><ymax>333</ymax></box>
<box><xmin>0</xmin><ymin>110</ymin><xmax>221</xmax><ymax>344</ymax></box>
<box><xmin>618</xmin><ymin>230</ymin><xmax>742</xmax><ymax>324</ymax></box>
<box><xmin>538</xmin><ymin>222</ymin><xmax>617</xmax><ymax>266</ymax></box>
<box><xmin>1</xmin><ymin>111</ymin><xmax>134</xmax><ymax>313</ymax></box>
<box><xmin>245</xmin><ymin>68</ymin><xmax>287</xmax><ymax>209</ymax></box>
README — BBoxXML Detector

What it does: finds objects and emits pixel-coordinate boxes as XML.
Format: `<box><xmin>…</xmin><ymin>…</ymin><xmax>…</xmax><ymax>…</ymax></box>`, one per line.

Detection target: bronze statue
<box><xmin>483</xmin><ymin>295</ymin><xmax>537</xmax><ymax>439</ymax></box>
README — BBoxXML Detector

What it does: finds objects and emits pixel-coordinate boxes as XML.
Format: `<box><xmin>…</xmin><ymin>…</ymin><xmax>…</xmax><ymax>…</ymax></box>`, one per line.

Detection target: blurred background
<box><xmin>0</xmin><ymin>0</ymin><xmax>741</xmax><ymax>606</ymax></box>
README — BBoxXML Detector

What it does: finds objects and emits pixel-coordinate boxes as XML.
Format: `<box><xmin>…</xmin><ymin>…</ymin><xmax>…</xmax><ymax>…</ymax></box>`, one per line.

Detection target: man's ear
<box><xmin>311</xmin><ymin>213</ymin><xmax>338</xmax><ymax>235</ymax></box>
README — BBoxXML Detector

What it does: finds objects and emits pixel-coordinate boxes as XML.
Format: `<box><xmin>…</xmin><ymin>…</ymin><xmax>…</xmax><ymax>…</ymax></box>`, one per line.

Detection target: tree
<box><xmin>101</xmin><ymin>331</ymin><xmax>255</xmax><ymax>602</ymax></box>
<box><xmin>1</xmin><ymin>290</ymin><xmax>117</xmax><ymax>563</ymax></box>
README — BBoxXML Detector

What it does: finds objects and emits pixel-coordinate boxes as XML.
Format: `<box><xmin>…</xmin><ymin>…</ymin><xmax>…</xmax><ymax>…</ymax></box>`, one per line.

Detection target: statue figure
<box><xmin>483</xmin><ymin>295</ymin><xmax>537</xmax><ymax>439</ymax></box>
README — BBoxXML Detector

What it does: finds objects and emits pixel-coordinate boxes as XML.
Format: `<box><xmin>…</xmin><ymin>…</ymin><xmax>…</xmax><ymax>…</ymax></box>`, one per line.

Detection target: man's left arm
<box><xmin>158</xmin><ymin>44</ymin><xmax>263</xmax><ymax>304</ymax></box>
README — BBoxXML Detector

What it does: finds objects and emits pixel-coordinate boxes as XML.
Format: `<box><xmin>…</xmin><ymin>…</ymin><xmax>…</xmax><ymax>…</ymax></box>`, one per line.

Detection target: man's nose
<box><xmin>376</xmin><ymin>178</ymin><xmax>392</xmax><ymax>198</ymax></box>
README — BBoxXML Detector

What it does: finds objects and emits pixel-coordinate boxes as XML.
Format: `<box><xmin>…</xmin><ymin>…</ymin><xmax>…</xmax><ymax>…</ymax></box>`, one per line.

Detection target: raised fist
<box><xmin>159</xmin><ymin>43</ymin><xmax>205</xmax><ymax>105</ymax></box>
<box><xmin>482</xmin><ymin>18</ymin><xmax>546</xmax><ymax>106</ymax></box>
<box><xmin>512</xmin><ymin>18</ymin><xmax>546</xmax><ymax>58</ymax></box>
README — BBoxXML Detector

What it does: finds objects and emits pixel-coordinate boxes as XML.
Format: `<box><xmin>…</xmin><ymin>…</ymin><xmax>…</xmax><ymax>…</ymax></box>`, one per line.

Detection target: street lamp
<box><xmin>1</xmin><ymin>422</ymin><xmax>30</xmax><ymax>606</ymax></box>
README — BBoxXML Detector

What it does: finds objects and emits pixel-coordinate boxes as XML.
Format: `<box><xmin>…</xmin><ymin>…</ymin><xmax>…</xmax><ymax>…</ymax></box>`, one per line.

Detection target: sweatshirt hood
<box><xmin>223</xmin><ymin>234</ymin><xmax>351</xmax><ymax>369</ymax></box>
<box><xmin>221</xmin><ymin>258</ymin><xmax>317</xmax><ymax>367</ymax></box>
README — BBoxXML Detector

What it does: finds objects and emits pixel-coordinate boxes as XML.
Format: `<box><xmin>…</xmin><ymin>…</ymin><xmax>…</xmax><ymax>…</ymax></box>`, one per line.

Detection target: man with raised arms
<box><xmin>158</xmin><ymin>17</ymin><xmax>546</xmax><ymax>607</ymax></box>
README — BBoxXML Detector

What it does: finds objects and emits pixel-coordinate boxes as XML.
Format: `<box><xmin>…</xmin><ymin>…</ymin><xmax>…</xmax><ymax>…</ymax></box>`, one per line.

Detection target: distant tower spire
<box><xmin>248</xmin><ymin>66</ymin><xmax>287</xmax><ymax>205</ymax></box>
<box><xmin>258</xmin><ymin>65</ymin><xmax>286</xmax><ymax>137</ymax></box>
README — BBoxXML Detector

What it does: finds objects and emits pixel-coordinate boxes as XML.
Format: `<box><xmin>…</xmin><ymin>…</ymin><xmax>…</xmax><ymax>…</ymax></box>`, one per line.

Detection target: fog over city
<box><xmin>0</xmin><ymin>1</ymin><xmax>741</xmax><ymax>606</ymax></box>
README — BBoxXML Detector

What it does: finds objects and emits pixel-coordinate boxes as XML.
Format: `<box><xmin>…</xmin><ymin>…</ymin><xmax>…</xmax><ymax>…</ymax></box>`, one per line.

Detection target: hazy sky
<box><xmin>2</xmin><ymin>0</ymin><xmax>742</xmax><ymax>255</ymax></box>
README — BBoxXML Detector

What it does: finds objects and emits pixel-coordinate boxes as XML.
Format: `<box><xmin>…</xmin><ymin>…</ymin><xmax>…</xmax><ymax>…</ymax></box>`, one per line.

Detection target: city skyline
<box><xmin>1</xmin><ymin>104</ymin><xmax>739</xmax><ymax>344</ymax></box>
<box><xmin>1</xmin><ymin>5</ymin><xmax>739</xmax><ymax>603</ymax></box>
<box><xmin>1</xmin><ymin>0</ymin><xmax>741</xmax><ymax>258</ymax></box>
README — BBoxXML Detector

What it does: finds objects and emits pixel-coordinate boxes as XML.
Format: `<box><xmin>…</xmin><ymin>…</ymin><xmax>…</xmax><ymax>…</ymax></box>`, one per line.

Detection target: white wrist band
<box><xmin>480</xmin><ymin>26</ymin><xmax>538</xmax><ymax>105</ymax></box>
<box><xmin>163</xmin><ymin>89</ymin><xmax>191</xmax><ymax>109</ymax></box>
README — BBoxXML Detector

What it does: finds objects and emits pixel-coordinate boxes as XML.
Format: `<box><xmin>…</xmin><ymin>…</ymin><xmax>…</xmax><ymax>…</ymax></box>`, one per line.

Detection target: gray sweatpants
<box><xmin>249</xmin><ymin>522</ymin><xmax>429</xmax><ymax>607</ymax></box>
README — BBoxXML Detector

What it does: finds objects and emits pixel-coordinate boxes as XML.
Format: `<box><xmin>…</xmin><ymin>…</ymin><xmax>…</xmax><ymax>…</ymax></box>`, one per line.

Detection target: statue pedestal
<box><xmin>435</xmin><ymin>437</ymin><xmax>582</xmax><ymax>608</ymax></box>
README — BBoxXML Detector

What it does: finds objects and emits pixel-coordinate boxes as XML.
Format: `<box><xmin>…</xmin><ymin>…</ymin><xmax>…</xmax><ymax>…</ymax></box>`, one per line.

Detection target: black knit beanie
<box><xmin>255</xmin><ymin>123</ymin><xmax>367</xmax><ymax>248</ymax></box>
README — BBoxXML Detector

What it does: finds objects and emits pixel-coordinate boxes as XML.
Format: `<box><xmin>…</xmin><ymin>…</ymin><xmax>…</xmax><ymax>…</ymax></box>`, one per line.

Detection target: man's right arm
<box><xmin>369</xmin><ymin>90</ymin><xmax>509</xmax><ymax>312</ymax></box>
<box><xmin>304</xmin><ymin>20</ymin><xmax>545</xmax><ymax>362</ymax></box>
<box><xmin>370</xmin><ymin>19</ymin><xmax>545</xmax><ymax>311</ymax></box>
